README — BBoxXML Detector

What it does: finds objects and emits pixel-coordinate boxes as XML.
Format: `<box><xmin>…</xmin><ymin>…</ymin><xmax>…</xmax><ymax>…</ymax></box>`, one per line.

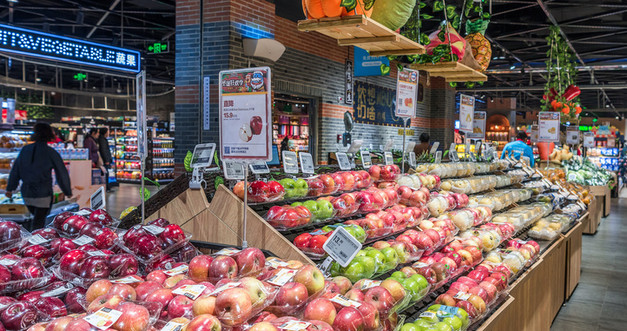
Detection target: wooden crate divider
<box><xmin>409</xmin><ymin>62</ymin><xmax>488</xmax><ymax>82</ymax></box>
<box><xmin>297</xmin><ymin>15</ymin><xmax>425</xmax><ymax>56</ymax></box>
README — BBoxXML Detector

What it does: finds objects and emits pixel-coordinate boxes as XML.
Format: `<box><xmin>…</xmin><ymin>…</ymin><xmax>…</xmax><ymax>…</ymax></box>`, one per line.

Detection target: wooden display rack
<box><xmin>297</xmin><ymin>15</ymin><xmax>425</xmax><ymax>56</ymax></box>
<box><xmin>409</xmin><ymin>62</ymin><xmax>487</xmax><ymax>82</ymax></box>
<box><xmin>145</xmin><ymin>185</ymin><xmax>314</xmax><ymax>264</ymax></box>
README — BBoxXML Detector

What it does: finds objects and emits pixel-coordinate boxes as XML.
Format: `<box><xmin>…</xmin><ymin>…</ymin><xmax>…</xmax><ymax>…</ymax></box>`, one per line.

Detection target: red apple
<box><xmin>303</xmin><ymin>298</ymin><xmax>336</xmax><ymax>326</ymax></box>
<box><xmin>333</xmin><ymin>307</ymin><xmax>364</xmax><ymax>331</ymax></box>
<box><xmin>86</xmin><ymin>279</ymin><xmax>112</xmax><ymax>304</ymax></box>
<box><xmin>112</xmin><ymin>302</ymin><xmax>151</xmax><ymax>331</ymax></box>
<box><xmin>214</xmin><ymin>288</ymin><xmax>253</xmax><ymax>326</ymax></box>
<box><xmin>109</xmin><ymin>284</ymin><xmax>136</xmax><ymax>301</ymax></box>
<box><xmin>146</xmin><ymin>270</ymin><xmax>168</xmax><ymax>285</ymax></box>
<box><xmin>167</xmin><ymin>295</ymin><xmax>194</xmax><ymax>320</ymax></box>
<box><xmin>187</xmin><ymin>314</ymin><xmax>221</xmax><ymax>331</ymax></box>
<box><xmin>364</xmin><ymin>286</ymin><xmax>395</xmax><ymax>313</ymax></box>
<box><xmin>0</xmin><ymin>302</ymin><xmax>38</xmax><ymax>331</ymax></box>
<box><xmin>236</xmin><ymin>248</ymin><xmax>265</xmax><ymax>276</ymax></box>
<box><xmin>209</xmin><ymin>256</ymin><xmax>238</xmax><ymax>283</ymax></box>
<box><xmin>188</xmin><ymin>255</ymin><xmax>213</xmax><ymax>282</ymax></box>
<box><xmin>64</xmin><ymin>287</ymin><xmax>87</xmax><ymax>313</ymax></box>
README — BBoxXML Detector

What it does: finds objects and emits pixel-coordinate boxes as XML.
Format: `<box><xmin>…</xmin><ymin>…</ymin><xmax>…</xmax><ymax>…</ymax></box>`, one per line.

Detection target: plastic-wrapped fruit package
<box><xmin>329</xmin><ymin>255</ymin><xmax>376</xmax><ymax>283</ymax></box>
<box><xmin>53</xmin><ymin>249</ymin><xmax>141</xmax><ymax>287</ymax></box>
<box><xmin>369</xmin><ymin>164</ymin><xmax>401</xmax><ymax>182</ymax></box>
<box><xmin>293</xmin><ymin>230</ymin><xmax>331</xmax><ymax>259</ymax></box>
<box><xmin>16</xmin><ymin>281</ymin><xmax>78</xmax><ymax>320</ymax></box>
<box><xmin>435</xmin><ymin>288</ymin><xmax>488</xmax><ymax>322</ymax></box>
<box><xmin>265</xmin><ymin>205</ymin><xmax>312</xmax><ymax>230</ymax></box>
<box><xmin>116</xmin><ymin>222</ymin><xmax>190</xmax><ymax>266</ymax></box>
<box><xmin>355</xmin><ymin>189</ymin><xmax>386</xmax><ymax>213</ymax></box>
<box><xmin>528</xmin><ymin>215</ymin><xmax>571</xmax><ymax>241</ymax></box>
<box><xmin>277</xmin><ymin>178</ymin><xmax>308</xmax><ymax>200</ymax></box>
<box><xmin>233</xmin><ymin>180</ymin><xmax>286</xmax><ymax>203</ymax></box>
<box><xmin>459</xmin><ymin>229</ymin><xmax>502</xmax><ymax>252</ymax></box>
<box><xmin>291</xmin><ymin>198</ymin><xmax>336</xmax><ymax>223</ymax></box>
<box><xmin>0</xmin><ymin>220</ymin><xmax>30</xmax><ymax>253</ymax></box>
<box><xmin>479</xmin><ymin>223</ymin><xmax>516</xmax><ymax>241</ymax></box>
<box><xmin>315</xmin><ymin>174</ymin><xmax>340</xmax><ymax>195</ymax></box>
<box><xmin>0</xmin><ymin>255</ymin><xmax>53</xmax><ymax>294</ymax></box>
<box><xmin>354</xmin><ymin>213</ymin><xmax>394</xmax><ymax>240</ymax></box>
<box><xmin>386</xmin><ymin>270</ymin><xmax>430</xmax><ymax>305</ymax></box>
<box><xmin>320</xmin><ymin>224</ymin><xmax>366</xmax><ymax>243</ymax></box>
<box><xmin>396</xmin><ymin>174</ymin><xmax>423</xmax><ymax>190</ymax></box>
<box><xmin>402</xmin><ymin>304</ymin><xmax>470</xmax><ymax>331</ymax></box>
<box><xmin>330</xmin><ymin>193</ymin><xmax>359</xmax><ymax>218</ymax></box>
<box><xmin>352</xmin><ymin>170</ymin><xmax>373</xmax><ymax>189</ymax></box>
<box><xmin>185</xmin><ymin>247</ymin><xmax>267</xmax><ymax>283</ymax></box>
<box><xmin>427</xmin><ymin>195</ymin><xmax>449</xmax><ymax>217</ymax></box>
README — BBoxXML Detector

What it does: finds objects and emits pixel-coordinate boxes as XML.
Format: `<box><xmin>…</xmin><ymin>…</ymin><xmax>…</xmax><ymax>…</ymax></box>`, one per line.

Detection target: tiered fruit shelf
<box><xmin>410</xmin><ymin>62</ymin><xmax>488</xmax><ymax>82</ymax></box>
<box><xmin>297</xmin><ymin>15</ymin><xmax>425</xmax><ymax>56</ymax></box>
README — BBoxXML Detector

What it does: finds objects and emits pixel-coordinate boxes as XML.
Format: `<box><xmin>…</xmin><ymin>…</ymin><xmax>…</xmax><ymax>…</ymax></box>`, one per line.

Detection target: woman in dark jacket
<box><xmin>6</xmin><ymin>123</ymin><xmax>72</xmax><ymax>230</ymax></box>
<box><xmin>98</xmin><ymin>128</ymin><xmax>112</xmax><ymax>191</ymax></box>
<box><xmin>84</xmin><ymin>128</ymin><xmax>100</xmax><ymax>167</ymax></box>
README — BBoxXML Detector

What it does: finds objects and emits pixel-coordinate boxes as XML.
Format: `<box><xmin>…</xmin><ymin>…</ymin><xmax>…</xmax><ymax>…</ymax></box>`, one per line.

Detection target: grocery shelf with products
<box><xmin>587</xmin><ymin>147</ymin><xmax>619</xmax><ymax>171</ymax></box>
<box><xmin>272</xmin><ymin>95</ymin><xmax>312</xmax><ymax>155</ymax></box>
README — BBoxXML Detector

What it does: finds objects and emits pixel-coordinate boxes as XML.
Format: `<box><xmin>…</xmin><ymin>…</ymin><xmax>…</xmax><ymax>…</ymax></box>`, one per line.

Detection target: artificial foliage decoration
<box><xmin>464</xmin><ymin>18</ymin><xmax>491</xmax><ymax>72</ymax></box>
<box><xmin>541</xmin><ymin>26</ymin><xmax>582</xmax><ymax>120</ymax></box>
<box><xmin>371</xmin><ymin>0</ymin><xmax>417</xmax><ymax>31</ymax></box>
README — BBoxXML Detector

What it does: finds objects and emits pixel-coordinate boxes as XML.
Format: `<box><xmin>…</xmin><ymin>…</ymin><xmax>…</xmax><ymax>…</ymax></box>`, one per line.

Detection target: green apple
<box><xmin>295</xmin><ymin>178</ymin><xmax>309</xmax><ymax>197</ymax></box>
<box><xmin>410</xmin><ymin>274</ymin><xmax>429</xmax><ymax>291</ymax></box>
<box><xmin>433</xmin><ymin>322</ymin><xmax>453</xmax><ymax>331</ymax></box>
<box><xmin>402</xmin><ymin>277</ymin><xmax>422</xmax><ymax>301</ymax></box>
<box><xmin>353</xmin><ymin>255</ymin><xmax>376</xmax><ymax>278</ymax></box>
<box><xmin>316</xmin><ymin>199</ymin><xmax>335</xmax><ymax>219</ymax></box>
<box><xmin>419</xmin><ymin>312</ymin><xmax>439</xmax><ymax>324</ymax></box>
<box><xmin>341</xmin><ymin>260</ymin><xmax>366</xmax><ymax>283</ymax></box>
<box><xmin>322</xmin><ymin>224</ymin><xmax>338</xmax><ymax>233</ymax></box>
<box><xmin>279</xmin><ymin>178</ymin><xmax>297</xmax><ymax>198</ymax></box>
<box><xmin>380</xmin><ymin>247</ymin><xmax>399</xmax><ymax>270</ymax></box>
<box><xmin>302</xmin><ymin>200</ymin><xmax>320</xmax><ymax>219</ymax></box>
<box><xmin>442</xmin><ymin>316</ymin><xmax>463</xmax><ymax>331</ymax></box>
<box><xmin>291</xmin><ymin>201</ymin><xmax>303</xmax><ymax>207</ymax></box>
<box><xmin>329</xmin><ymin>261</ymin><xmax>342</xmax><ymax>277</ymax></box>
<box><xmin>365</xmin><ymin>249</ymin><xmax>386</xmax><ymax>271</ymax></box>
<box><xmin>400</xmin><ymin>323</ymin><xmax>419</xmax><ymax>331</ymax></box>
<box><xmin>342</xmin><ymin>224</ymin><xmax>366</xmax><ymax>243</ymax></box>
<box><xmin>413</xmin><ymin>319</ymin><xmax>431</xmax><ymax>330</ymax></box>
<box><xmin>456</xmin><ymin>308</ymin><xmax>469</xmax><ymax>328</ymax></box>
<box><xmin>391</xmin><ymin>271</ymin><xmax>407</xmax><ymax>281</ymax></box>
<box><xmin>427</xmin><ymin>304</ymin><xmax>441</xmax><ymax>312</ymax></box>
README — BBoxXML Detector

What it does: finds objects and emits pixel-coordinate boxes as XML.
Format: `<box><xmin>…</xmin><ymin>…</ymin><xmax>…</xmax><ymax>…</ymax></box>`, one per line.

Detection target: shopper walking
<box><xmin>414</xmin><ymin>133</ymin><xmax>431</xmax><ymax>156</ymax></box>
<box><xmin>6</xmin><ymin>123</ymin><xmax>72</xmax><ymax>230</ymax></box>
<box><xmin>84</xmin><ymin>128</ymin><xmax>101</xmax><ymax>168</ymax></box>
<box><xmin>98</xmin><ymin>128</ymin><xmax>113</xmax><ymax>192</ymax></box>
<box><xmin>501</xmin><ymin>131</ymin><xmax>535</xmax><ymax>167</ymax></box>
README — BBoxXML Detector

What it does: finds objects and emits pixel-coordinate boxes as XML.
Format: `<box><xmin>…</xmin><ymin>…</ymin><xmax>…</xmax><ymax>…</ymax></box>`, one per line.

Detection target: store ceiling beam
<box><xmin>487</xmin><ymin>64</ymin><xmax>627</xmax><ymax>74</ymax></box>
<box><xmin>491</xmin><ymin>3</ymin><xmax>539</xmax><ymax>17</ymax></box>
<box><xmin>85</xmin><ymin>0</ymin><xmax>121</xmax><ymax>38</ymax></box>
<box><xmin>8</xmin><ymin>7</ymin><xmax>173</xmax><ymax>15</ymax></box>
<box><xmin>458</xmin><ymin>84</ymin><xmax>627</xmax><ymax>92</ymax></box>
<box><xmin>14</xmin><ymin>22</ymin><xmax>173</xmax><ymax>31</ymax></box>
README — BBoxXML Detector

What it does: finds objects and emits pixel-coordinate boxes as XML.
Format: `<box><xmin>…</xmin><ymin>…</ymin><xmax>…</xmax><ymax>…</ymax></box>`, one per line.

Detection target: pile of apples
<box><xmin>233</xmin><ymin>180</ymin><xmax>285</xmax><ymax>203</ymax></box>
<box><xmin>0</xmin><ymin>221</ymin><xmax>26</xmax><ymax>252</ymax></box>
<box><xmin>369</xmin><ymin>164</ymin><xmax>401</xmax><ymax>182</ymax></box>
<box><xmin>119</xmin><ymin>218</ymin><xmax>188</xmax><ymax>262</ymax></box>
<box><xmin>446</xmin><ymin>206</ymin><xmax>493</xmax><ymax>231</ymax></box>
<box><xmin>266</xmin><ymin>204</ymin><xmax>312</xmax><ymax>229</ymax></box>
<box><xmin>400</xmin><ymin>304</ymin><xmax>470</xmax><ymax>331</ymax></box>
<box><xmin>51</xmin><ymin>209</ymin><xmax>116</xmax><ymax>238</ymax></box>
<box><xmin>56</xmin><ymin>249</ymin><xmax>140</xmax><ymax>284</ymax></box>
<box><xmin>397</xmin><ymin>186</ymin><xmax>430</xmax><ymax>207</ymax></box>
<box><xmin>0</xmin><ymin>255</ymin><xmax>50</xmax><ymax>294</ymax></box>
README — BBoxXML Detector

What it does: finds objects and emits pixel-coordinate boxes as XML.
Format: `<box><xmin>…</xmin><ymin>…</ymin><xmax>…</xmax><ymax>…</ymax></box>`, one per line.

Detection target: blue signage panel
<box><xmin>353</xmin><ymin>81</ymin><xmax>403</xmax><ymax>127</ymax></box>
<box><xmin>0</xmin><ymin>24</ymin><xmax>140</xmax><ymax>73</ymax></box>
<box><xmin>353</xmin><ymin>47</ymin><xmax>390</xmax><ymax>77</ymax></box>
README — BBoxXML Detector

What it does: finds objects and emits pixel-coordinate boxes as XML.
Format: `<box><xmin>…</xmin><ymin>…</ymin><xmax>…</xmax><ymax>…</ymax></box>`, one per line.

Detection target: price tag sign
<box><xmin>28</xmin><ymin>234</ymin><xmax>50</xmax><ymax>245</ymax></box>
<box><xmin>41</xmin><ymin>284</ymin><xmax>74</xmax><ymax>297</ymax></box>
<box><xmin>454</xmin><ymin>292</ymin><xmax>471</xmax><ymax>301</ymax></box>
<box><xmin>265</xmin><ymin>258</ymin><xmax>289</xmax><ymax>269</ymax></box>
<box><xmin>360</xmin><ymin>150</ymin><xmax>372</xmax><ymax>169</ymax></box>
<box><xmin>358</xmin><ymin>279</ymin><xmax>381</xmax><ymax>290</ymax></box>
<box><xmin>161</xmin><ymin>321</ymin><xmax>189</xmax><ymax>331</ymax></box>
<box><xmin>336</xmin><ymin>152</ymin><xmax>351</xmax><ymax>170</ymax></box>
<box><xmin>566</xmin><ymin>127</ymin><xmax>580</xmax><ymax>145</ymax></box>
<box><xmin>435</xmin><ymin>151</ymin><xmax>442</xmax><ymax>164</ymax></box>
<box><xmin>84</xmin><ymin>308</ymin><xmax>123</xmax><ymax>330</ymax></box>
<box><xmin>87</xmin><ymin>250</ymin><xmax>109</xmax><ymax>257</ymax></box>
<box><xmin>164</xmin><ymin>265</ymin><xmax>189</xmax><ymax>276</ymax></box>
<box><xmin>249</xmin><ymin>161</ymin><xmax>270</xmax><ymax>174</ymax></box>
<box><xmin>299</xmin><ymin>152</ymin><xmax>315</xmax><ymax>174</ymax></box>
<box><xmin>75</xmin><ymin>209</ymin><xmax>91</xmax><ymax>216</ymax></box>
<box><xmin>214</xmin><ymin>248</ymin><xmax>241</xmax><ymax>256</ymax></box>
<box><xmin>223</xmin><ymin>161</ymin><xmax>245</xmax><ymax>180</ymax></box>
<box><xmin>209</xmin><ymin>282</ymin><xmax>241</xmax><ymax>296</ymax></box>
<box><xmin>267</xmin><ymin>268</ymin><xmax>297</xmax><ymax>286</ymax></box>
<box><xmin>191</xmin><ymin>143</ymin><xmax>216</xmax><ymax>169</ymax></box>
<box><xmin>330</xmin><ymin>294</ymin><xmax>362</xmax><ymax>308</ymax></box>
<box><xmin>110</xmin><ymin>275</ymin><xmax>143</xmax><ymax>284</ymax></box>
<box><xmin>90</xmin><ymin>186</ymin><xmax>106</xmax><ymax>210</ymax></box>
<box><xmin>322</xmin><ymin>226</ymin><xmax>362</xmax><ymax>268</ymax></box>
<box><xmin>73</xmin><ymin>235</ymin><xmax>95</xmax><ymax>246</ymax></box>
<box><xmin>408</xmin><ymin>152</ymin><xmax>416</xmax><ymax>167</ymax></box>
<box><xmin>430</xmin><ymin>141</ymin><xmax>440</xmax><ymax>155</ymax></box>
<box><xmin>449</xmin><ymin>143</ymin><xmax>459</xmax><ymax>162</ymax></box>
<box><xmin>282</xmin><ymin>151</ymin><xmax>299</xmax><ymax>174</ymax></box>
<box><xmin>279</xmin><ymin>321</ymin><xmax>312</xmax><ymax>331</ymax></box>
<box><xmin>173</xmin><ymin>284</ymin><xmax>207</xmax><ymax>300</ymax></box>
<box><xmin>144</xmin><ymin>225</ymin><xmax>165</xmax><ymax>235</ymax></box>
<box><xmin>583</xmin><ymin>132</ymin><xmax>595</xmax><ymax>148</ymax></box>
<box><xmin>384</xmin><ymin>152</ymin><xmax>394</xmax><ymax>165</ymax></box>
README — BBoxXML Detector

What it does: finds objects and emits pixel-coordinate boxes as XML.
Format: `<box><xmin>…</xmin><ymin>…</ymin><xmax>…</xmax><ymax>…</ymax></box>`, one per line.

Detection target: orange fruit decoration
<box><xmin>303</xmin><ymin>0</ymin><xmax>374</xmax><ymax>19</ymax></box>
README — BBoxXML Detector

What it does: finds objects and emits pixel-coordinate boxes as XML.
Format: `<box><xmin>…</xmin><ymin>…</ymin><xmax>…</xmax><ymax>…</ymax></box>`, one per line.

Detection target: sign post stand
<box><xmin>219</xmin><ymin>67</ymin><xmax>272</xmax><ymax>248</ymax></box>
<box><xmin>395</xmin><ymin>68</ymin><xmax>418</xmax><ymax>174</ymax></box>
<box><xmin>136</xmin><ymin>70</ymin><xmax>147</xmax><ymax>224</ymax></box>
<box><xmin>401</xmin><ymin>118</ymin><xmax>409</xmax><ymax>174</ymax></box>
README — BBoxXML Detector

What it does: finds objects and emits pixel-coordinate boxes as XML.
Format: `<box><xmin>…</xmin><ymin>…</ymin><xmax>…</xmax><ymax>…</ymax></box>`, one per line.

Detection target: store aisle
<box><xmin>551</xmin><ymin>198</ymin><xmax>627</xmax><ymax>331</ymax></box>
<box><xmin>105</xmin><ymin>183</ymin><xmax>160</xmax><ymax>218</ymax></box>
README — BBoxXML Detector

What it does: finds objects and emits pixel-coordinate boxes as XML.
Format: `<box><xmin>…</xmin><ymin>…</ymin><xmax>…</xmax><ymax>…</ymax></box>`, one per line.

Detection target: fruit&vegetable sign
<box><xmin>353</xmin><ymin>81</ymin><xmax>403</xmax><ymax>127</ymax></box>
<box><xmin>395</xmin><ymin>68</ymin><xmax>418</xmax><ymax>118</ymax></box>
<box><xmin>459</xmin><ymin>94</ymin><xmax>475</xmax><ymax>133</ymax></box>
<box><xmin>219</xmin><ymin>67</ymin><xmax>272</xmax><ymax>161</ymax></box>
<box><xmin>467</xmin><ymin>111</ymin><xmax>486</xmax><ymax>139</ymax></box>
<box><xmin>538</xmin><ymin>112</ymin><xmax>560</xmax><ymax>142</ymax></box>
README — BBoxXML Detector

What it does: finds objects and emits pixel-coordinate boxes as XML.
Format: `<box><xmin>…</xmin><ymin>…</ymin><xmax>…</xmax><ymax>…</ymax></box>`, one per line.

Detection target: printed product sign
<box><xmin>538</xmin><ymin>112</ymin><xmax>560</xmax><ymax>142</ymax></box>
<box><xmin>566</xmin><ymin>127</ymin><xmax>580</xmax><ymax>144</ymax></box>
<box><xmin>354</xmin><ymin>47</ymin><xmax>390</xmax><ymax>77</ymax></box>
<box><xmin>353</xmin><ymin>81</ymin><xmax>403</xmax><ymax>127</ymax></box>
<box><xmin>219</xmin><ymin>67</ymin><xmax>272</xmax><ymax>161</ymax></box>
<box><xmin>467</xmin><ymin>111</ymin><xmax>486</xmax><ymax>139</ymax></box>
<box><xmin>459</xmin><ymin>94</ymin><xmax>475</xmax><ymax>132</ymax></box>
<box><xmin>395</xmin><ymin>69</ymin><xmax>418</xmax><ymax>118</ymax></box>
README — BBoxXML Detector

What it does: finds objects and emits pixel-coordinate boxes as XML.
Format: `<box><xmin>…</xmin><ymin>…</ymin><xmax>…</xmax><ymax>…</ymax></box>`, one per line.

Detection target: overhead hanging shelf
<box><xmin>409</xmin><ymin>62</ymin><xmax>488</xmax><ymax>82</ymax></box>
<box><xmin>297</xmin><ymin>15</ymin><xmax>425</xmax><ymax>57</ymax></box>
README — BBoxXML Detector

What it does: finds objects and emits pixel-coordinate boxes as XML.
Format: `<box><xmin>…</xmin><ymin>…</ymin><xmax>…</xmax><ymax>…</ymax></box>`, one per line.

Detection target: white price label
<box><xmin>412</xmin><ymin>262</ymin><xmax>429</xmax><ymax>269</ymax></box>
<box><xmin>330</xmin><ymin>294</ymin><xmax>362</xmax><ymax>308</ymax></box>
<box><xmin>419</xmin><ymin>312</ymin><xmax>437</xmax><ymax>319</ymax></box>
<box><xmin>28</xmin><ymin>234</ymin><xmax>50</xmax><ymax>245</ymax></box>
<box><xmin>265</xmin><ymin>258</ymin><xmax>289</xmax><ymax>269</ymax></box>
<box><xmin>279</xmin><ymin>321</ymin><xmax>312</xmax><ymax>331</ymax></box>
<box><xmin>90</xmin><ymin>186</ymin><xmax>106</xmax><ymax>210</ymax></box>
<box><xmin>0</xmin><ymin>257</ymin><xmax>17</xmax><ymax>266</ymax></box>
<box><xmin>161</xmin><ymin>321</ymin><xmax>189</xmax><ymax>331</ymax></box>
<box><xmin>299</xmin><ymin>152</ymin><xmax>315</xmax><ymax>174</ymax></box>
<box><xmin>322</xmin><ymin>227</ymin><xmax>362</xmax><ymax>268</ymax></box>
<box><xmin>223</xmin><ymin>161</ymin><xmax>245</xmax><ymax>180</ymax></box>
<box><xmin>384</xmin><ymin>152</ymin><xmax>394</xmax><ymax>165</ymax></box>
<box><xmin>583</xmin><ymin>132</ymin><xmax>595</xmax><ymax>148</ymax></box>
<box><xmin>267</xmin><ymin>268</ymin><xmax>297</xmax><ymax>286</ymax></box>
<box><xmin>336</xmin><ymin>153</ymin><xmax>351</xmax><ymax>170</ymax></box>
<box><xmin>209</xmin><ymin>282</ymin><xmax>241</xmax><ymax>296</ymax></box>
<box><xmin>430</xmin><ymin>142</ymin><xmax>440</xmax><ymax>155</ymax></box>
<box><xmin>111</xmin><ymin>275</ymin><xmax>143</xmax><ymax>284</ymax></box>
<box><xmin>84</xmin><ymin>308</ymin><xmax>123</xmax><ymax>330</ymax></box>
<box><xmin>41</xmin><ymin>284</ymin><xmax>74</xmax><ymax>297</ymax></box>
<box><xmin>173</xmin><ymin>284</ymin><xmax>207</xmax><ymax>300</ymax></box>
<box><xmin>87</xmin><ymin>250</ymin><xmax>109</xmax><ymax>257</ymax></box>
<box><xmin>164</xmin><ymin>265</ymin><xmax>189</xmax><ymax>276</ymax></box>
<box><xmin>282</xmin><ymin>151</ymin><xmax>299</xmax><ymax>174</ymax></box>
<box><xmin>249</xmin><ymin>162</ymin><xmax>270</xmax><ymax>174</ymax></box>
<box><xmin>214</xmin><ymin>248</ymin><xmax>241</xmax><ymax>256</ymax></box>
<box><xmin>73</xmin><ymin>235</ymin><xmax>95</xmax><ymax>246</ymax></box>
<box><xmin>435</xmin><ymin>151</ymin><xmax>442</xmax><ymax>164</ymax></box>
<box><xmin>359</xmin><ymin>279</ymin><xmax>381</xmax><ymax>290</ymax></box>
<box><xmin>75</xmin><ymin>209</ymin><xmax>92</xmax><ymax>216</ymax></box>
<box><xmin>360</xmin><ymin>150</ymin><xmax>372</xmax><ymax>169</ymax></box>
<box><xmin>144</xmin><ymin>225</ymin><xmax>165</xmax><ymax>235</ymax></box>
<box><xmin>408</xmin><ymin>152</ymin><xmax>416</xmax><ymax>167</ymax></box>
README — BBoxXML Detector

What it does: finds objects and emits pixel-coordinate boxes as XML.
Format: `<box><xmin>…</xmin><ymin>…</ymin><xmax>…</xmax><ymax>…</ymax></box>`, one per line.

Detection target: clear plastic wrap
<box><xmin>115</xmin><ymin>222</ymin><xmax>191</xmax><ymax>267</ymax></box>
<box><xmin>212</xmin><ymin>278</ymin><xmax>279</xmax><ymax>327</ymax></box>
<box><xmin>0</xmin><ymin>256</ymin><xmax>53</xmax><ymax>295</ymax></box>
<box><xmin>402</xmin><ymin>304</ymin><xmax>471</xmax><ymax>331</ymax></box>
<box><xmin>293</xmin><ymin>230</ymin><xmax>331</xmax><ymax>259</ymax></box>
<box><xmin>52</xmin><ymin>249</ymin><xmax>141</xmax><ymax>287</ymax></box>
<box><xmin>291</xmin><ymin>198</ymin><xmax>337</xmax><ymax>223</ymax></box>
<box><xmin>369</xmin><ymin>164</ymin><xmax>402</xmax><ymax>182</ymax></box>
<box><xmin>265</xmin><ymin>205</ymin><xmax>313</xmax><ymax>230</ymax></box>
<box><xmin>277</xmin><ymin>178</ymin><xmax>308</xmax><ymax>200</ymax></box>
<box><xmin>528</xmin><ymin>214</ymin><xmax>573</xmax><ymax>240</ymax></box>
<box><xmin>0</xmin><ymin>220</ymin><xmax>31</xmax><ymax>253</ymax></box>
<box><xmin>232</xmin><ymin>179</ymin><xmax>286</xmax><ymax>203</ymax></box>
<box><xmin>330</xmin><ymin>193</ymin><xmax>360</xmax><ymax>218</ymax></box>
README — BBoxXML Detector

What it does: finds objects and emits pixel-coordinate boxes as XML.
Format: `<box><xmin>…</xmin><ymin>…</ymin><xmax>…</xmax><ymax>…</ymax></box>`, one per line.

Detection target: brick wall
<box><xmin>176</xmin><ymin>0</ymin><xmax>457</xmax><ymax>166</ymax></box>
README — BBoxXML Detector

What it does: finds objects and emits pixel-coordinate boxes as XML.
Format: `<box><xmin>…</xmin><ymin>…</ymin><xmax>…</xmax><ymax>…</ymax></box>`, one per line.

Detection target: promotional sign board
<box><xmin>566</xmin><ymin>127</ymin><xmax>580</xmax><ymax>145</ymax></box>
<box><xmin>0</xmin><ymin>24</ymin><xmax>140</xmax><ymax>73</ymax></box>
<box><xmin>219</xmin><ymin>67</ymin><xmax>272</xmax><ymax>161</ymax></box>
<box><xmin>583</xmin><ymin>132</ymin><xmax>595</xmax><ymax>148</ymax></box>
<box><xmin>395</xmin><ymin>69</ymin><xmax>418</xmax><ymax>118</ymax></box>
<box><xmin>459</xmin><ymin>94</ymin><xmax>475</xmax><ymax>132</ymax></box>
<box><xmin>538</xmin><ymin>112</ymin><xmax>560</xmax><ymax>142</ymax></box>
<box><xmin>354</xmin><ymin>47</ymin><xmax>390</xmax><ymax>77</ymax></box>
<box><xmin>467</xmin><ymin>111</ymin><xmax>486</xmax><ymax>139</ymax></box>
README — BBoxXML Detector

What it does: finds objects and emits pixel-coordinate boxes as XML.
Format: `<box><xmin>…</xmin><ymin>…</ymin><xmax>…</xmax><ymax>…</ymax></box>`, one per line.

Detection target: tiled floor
<box><xmin>106</xmin><ymin>183</ymin><xmax>160</xmax><ymax>218</ymax></box>
<box><xmin>551</xmin><ymin>198</ymin><xmax>627</xmax><ymax>331</ymax></box>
